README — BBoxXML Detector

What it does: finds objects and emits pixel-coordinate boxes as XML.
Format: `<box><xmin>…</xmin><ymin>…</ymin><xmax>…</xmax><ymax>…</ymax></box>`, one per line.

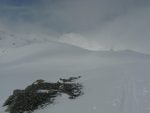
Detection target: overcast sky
<box><xmin>0</xmin><ymin>0</ymin><xmax>150</xmax><ymax>53</ymax></box>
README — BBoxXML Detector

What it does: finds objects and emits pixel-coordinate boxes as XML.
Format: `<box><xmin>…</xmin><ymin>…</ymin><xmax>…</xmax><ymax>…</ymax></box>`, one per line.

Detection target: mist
<box><xmin>0</xmin><ymin>0</ymin><xmax>150</xmax><ymax>53</ymax></box>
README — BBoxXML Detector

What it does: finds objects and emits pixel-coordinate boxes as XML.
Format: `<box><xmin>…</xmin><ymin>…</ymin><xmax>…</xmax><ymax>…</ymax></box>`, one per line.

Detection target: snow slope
<box><xmin>0</xmin><ymin>30</ymin><xmax>52</xmax><ymax>48</ymax></box>
<box><xmin>0</xmin><ymin>41</ymin><xmax>150</xmax><ymax>113</ymax></box>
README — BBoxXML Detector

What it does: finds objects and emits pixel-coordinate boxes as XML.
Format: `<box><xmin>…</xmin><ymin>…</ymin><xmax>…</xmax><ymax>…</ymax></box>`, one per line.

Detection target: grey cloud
<box><xmin>1</xmin><ymin>0</ymin><xmax>148</xmax><ymax>32</ymax></box>
<box><xmin>0</xmin><ymin>0</ymin><xmax>150</xmax><ymax>53</ymax></box>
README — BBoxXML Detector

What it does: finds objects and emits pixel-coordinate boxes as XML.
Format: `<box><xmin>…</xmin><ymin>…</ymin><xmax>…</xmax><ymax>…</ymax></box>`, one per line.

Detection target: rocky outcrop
<box><xmin>3</xmin><ymin>77</ymin><xmax>83</xmax><ymax>113</ymax></box>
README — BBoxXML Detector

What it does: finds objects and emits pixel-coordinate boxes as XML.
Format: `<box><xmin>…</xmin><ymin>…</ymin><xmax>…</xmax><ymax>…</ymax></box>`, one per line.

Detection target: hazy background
<box><xmin>0</xmin><ymin>0</ymin><xmax>150</xmax><ymax>53</ymax></box>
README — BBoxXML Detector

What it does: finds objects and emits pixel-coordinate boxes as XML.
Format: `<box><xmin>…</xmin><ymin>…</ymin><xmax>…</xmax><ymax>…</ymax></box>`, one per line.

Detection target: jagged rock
<box><xmin>3</xmin><ymin>77</ymin><xmax>83</xmax><ymax>113</ymax></box>
<box><xmin>59</xmin><ymin>76</ymin><xmax>81</xmax><ymax>83</ymax></box>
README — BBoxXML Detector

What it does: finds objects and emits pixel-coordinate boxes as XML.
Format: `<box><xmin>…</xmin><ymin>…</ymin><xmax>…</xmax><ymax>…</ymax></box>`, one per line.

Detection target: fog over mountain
<box><xmin>0</xmin><ymin>0</ymin><xmax>150</xmax><ymax>53</ymax></box>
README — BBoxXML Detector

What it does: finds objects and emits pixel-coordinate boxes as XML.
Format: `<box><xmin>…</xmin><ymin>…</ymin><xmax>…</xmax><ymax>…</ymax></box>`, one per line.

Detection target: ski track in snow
<box><xmin>120</xmin><ymin>75</ymin><xmax>138</xmax><ymax>113</ymax></box>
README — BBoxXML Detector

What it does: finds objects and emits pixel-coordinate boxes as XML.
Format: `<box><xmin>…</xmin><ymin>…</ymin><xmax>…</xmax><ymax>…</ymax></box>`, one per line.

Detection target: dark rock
<box><xmin>59</xmin><ymin>76</ymin><xmax>81</xmax><ymax>83</ymax></box>
<box><xmin>3</xmin><ymin>77</ymin><xmax>83</xmax><ymax>113</ymax></box>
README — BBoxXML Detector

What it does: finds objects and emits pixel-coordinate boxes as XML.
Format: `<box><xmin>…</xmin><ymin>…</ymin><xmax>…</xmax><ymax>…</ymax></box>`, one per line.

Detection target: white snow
<box><xmin>37</xmin><ymin>90</ymin><xmax>49</xmax><ymax>93</ymax></box>
<box><xmin>0</xmin><ymin>40</ymin><xmax>150</xmax><ymax>113</ymax></box>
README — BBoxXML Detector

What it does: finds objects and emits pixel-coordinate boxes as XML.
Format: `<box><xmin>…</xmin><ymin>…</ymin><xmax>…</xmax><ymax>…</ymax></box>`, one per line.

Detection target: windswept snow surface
<box><xmin>0</xmin><ymin>42</ymin><xmax>150</xmax><ymax>113</ymax></box>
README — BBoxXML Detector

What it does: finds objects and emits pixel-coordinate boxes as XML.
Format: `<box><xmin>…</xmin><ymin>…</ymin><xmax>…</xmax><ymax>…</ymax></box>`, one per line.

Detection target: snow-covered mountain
<box><xmin>0</xmin><ymin>39</ymin><xmax>150</xmax><ymax>113</ymax></box>
<box><xmin>0</xmin><ymin>30</ymin><xmax>51</xmax><ymax>48</ymax></box>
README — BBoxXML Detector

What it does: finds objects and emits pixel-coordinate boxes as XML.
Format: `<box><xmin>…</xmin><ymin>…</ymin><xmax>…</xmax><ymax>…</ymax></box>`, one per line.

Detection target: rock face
<box><xmin>3</xmin><ymin>77</ymin><xmax>83</xmax><ymax>113</ymax></box>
